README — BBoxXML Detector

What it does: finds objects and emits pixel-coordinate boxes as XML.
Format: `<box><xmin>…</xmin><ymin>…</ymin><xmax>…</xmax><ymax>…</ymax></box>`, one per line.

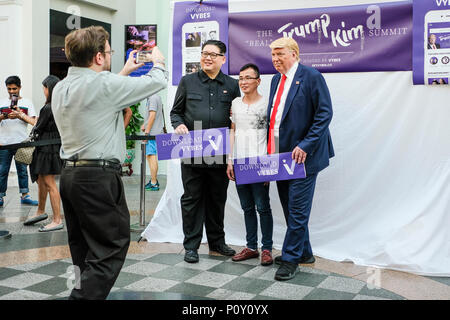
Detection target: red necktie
<box><xmin>268</xmin><ymin>74</ymin><xmax>287</xmax><ymax>154</ymax></box>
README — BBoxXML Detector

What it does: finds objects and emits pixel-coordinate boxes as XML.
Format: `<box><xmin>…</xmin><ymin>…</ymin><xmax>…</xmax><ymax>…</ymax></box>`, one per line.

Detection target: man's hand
<box><xmin>175</xmin><ymin>124</ymin><xmax>189</xmax><ymax>135</ymax></box>
<box><xmin>119</xmin><ymin>50</ymin><xmax>145</xmax><ymax>76</ymax></box>
<box><xmin>226</xmin><ymin>163</ymin><xmax>235</xmax><ymax>181</ymax></box>
<box><xmin>292</xmin><ymin>146</ymin><xmax>307</xmax><ymax>164</ymax></box>
<box><xmin>9</xmin><ymin>110</ymin><xmax>22</xmax><ymax>120</ymax></box>
<box><xmin>151</xmin><ymin>46</ymin><xmax>165</xmax><ymax>66</ymax></box>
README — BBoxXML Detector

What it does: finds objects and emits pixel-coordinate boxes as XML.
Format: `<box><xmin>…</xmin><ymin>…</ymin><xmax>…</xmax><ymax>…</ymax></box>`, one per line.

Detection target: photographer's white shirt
<box><xmin>0</xmin><ymin>98</ymin><xmax>36</xmax><ymax>145</ymax></box>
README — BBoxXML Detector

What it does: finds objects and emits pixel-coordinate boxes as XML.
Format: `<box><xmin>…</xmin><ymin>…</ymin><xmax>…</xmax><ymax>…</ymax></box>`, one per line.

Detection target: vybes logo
<box><xmin>208</xmin><ymin>135</ymin><xmax>222</xmax><ymax>151</ymax></box>
<box><xmin>436</xmin><ymin>0</ymin><xmax>450</xmax><ymax>7</ymax></box>
<box><xmin>282</xmin><ymin>159</ymin><xmax>297</xmax><ymax>175</ymax></box>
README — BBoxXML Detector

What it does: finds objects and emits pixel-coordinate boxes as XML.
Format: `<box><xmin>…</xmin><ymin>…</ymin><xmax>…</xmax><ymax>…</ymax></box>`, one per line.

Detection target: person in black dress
<box><xmin>23</xmin><ymin>75</ymin><xmax>63</xmax><ymax>232</ymax></box>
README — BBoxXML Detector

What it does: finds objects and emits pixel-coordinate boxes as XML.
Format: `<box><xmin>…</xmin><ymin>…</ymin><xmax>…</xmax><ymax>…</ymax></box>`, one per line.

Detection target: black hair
<box><xmin>42</xmin><ymin>75</ymin><xmax>60</xmax><ymax>104</ymax></box>
<box><xmin>240</xmin><ymin>63</ymin><xmax>260</xmax><ymax>79</ymax></box>
<box><xmin>5</xmin><ymin>76</ymin><xmax>21</xmax><ymax>87</ymax></box>
<box><xmin>202</xmin><ymin>40</ymin><xmax>227</xmax><ymax>54</ymax></box>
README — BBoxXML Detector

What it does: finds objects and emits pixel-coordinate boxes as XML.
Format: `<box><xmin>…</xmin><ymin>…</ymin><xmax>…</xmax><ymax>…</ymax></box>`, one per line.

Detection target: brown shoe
<box><xmin>261</xmin><ymin>250</ymin><xmax>273</xmax><ymax>266</ymax></box>
<box><xmin>232</xmin><ymin>248</ymin><xmax>259</xmax><ymax>262</ymax></box>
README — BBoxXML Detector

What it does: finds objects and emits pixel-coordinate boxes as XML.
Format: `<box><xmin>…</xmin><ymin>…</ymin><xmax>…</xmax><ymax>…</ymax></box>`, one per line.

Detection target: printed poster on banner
<box><xmin>155</xmin><ymin>127</ymin><xmax>230</xmax><ymax>161</ymax></box>
<box><xmin>229</xmin><ymin>1</ymin><xmax>412</xmax><ymax>75</ymax></box>
<box><xmin>172</xmin><ymin>0</ymin><xmax>229</xmax><ymax>85</ymax></box>
<box><xmin>234</xmin><ymin>153</ymin><xmax>306</xmax><ymax>185</ymax></box>
<box><xmin>413</xmin><ymin>0</ymin><xmax>450</xmax><ymax>85</ymax></box>
<box><xmin>125</xmin><ymin>25</ymin><xmax>157</xmax><ymax>77</ymax></box>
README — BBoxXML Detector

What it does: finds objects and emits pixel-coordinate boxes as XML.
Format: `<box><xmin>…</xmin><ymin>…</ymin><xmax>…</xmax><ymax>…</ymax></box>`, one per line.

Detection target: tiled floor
<box><xmin>0</xmin><ymin>173</ymin><xmax>449</xmax><ymax>300</ymax></box>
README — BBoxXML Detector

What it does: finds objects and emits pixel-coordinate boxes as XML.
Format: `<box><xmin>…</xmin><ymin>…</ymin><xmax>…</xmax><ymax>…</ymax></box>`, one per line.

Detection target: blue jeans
<box><xmin>0</xmin><ymin>149</ymin><xmax>30</xmax><ymax>198</ymax></box>
<box><xmin>236</xmin><ymin>182</ymin><xmax>273</xmax><ymax>251</ymax></box>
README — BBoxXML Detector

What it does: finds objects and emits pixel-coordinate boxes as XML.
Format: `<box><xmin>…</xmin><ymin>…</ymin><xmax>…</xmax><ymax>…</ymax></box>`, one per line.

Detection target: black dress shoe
<box><xmin>275</xmin><ymin>255</ymin><xmax>315</xmax><ymax>265</ymax></box>
<box><xmin>274</xmin><ymin>261</ymin><xmax>299</xmax><ymax>281</ymax></box>
<box><xmin>184</xmin><ymin>250</ymin><xmax>199</xmax><ymax>263</ymax></box>
<box><xmin>210</xmin><ymin>244</ymin><xmax>236</xmax><ymax>256</ymax></box>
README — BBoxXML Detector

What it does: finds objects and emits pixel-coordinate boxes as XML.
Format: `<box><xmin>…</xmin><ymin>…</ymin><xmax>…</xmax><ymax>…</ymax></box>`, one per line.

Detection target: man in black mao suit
<box><xmin>171</xmin><ymin>40</ymin><xmax>240</xmax><ymax>263</ymax></box>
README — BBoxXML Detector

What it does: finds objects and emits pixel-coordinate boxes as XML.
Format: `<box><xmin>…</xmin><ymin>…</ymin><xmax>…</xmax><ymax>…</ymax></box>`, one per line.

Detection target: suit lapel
<box><xmin>281</xmin><ymin>65</ymin><xmax>303</xmax><ymax>124</ymax></box>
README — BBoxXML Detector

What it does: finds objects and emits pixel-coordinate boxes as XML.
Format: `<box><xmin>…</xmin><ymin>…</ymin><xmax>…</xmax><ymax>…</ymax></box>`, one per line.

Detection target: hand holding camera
<box><xmin>119</xmin><ymin>46</ymin><xmax>166</xmax><ymax>76</ymax></box>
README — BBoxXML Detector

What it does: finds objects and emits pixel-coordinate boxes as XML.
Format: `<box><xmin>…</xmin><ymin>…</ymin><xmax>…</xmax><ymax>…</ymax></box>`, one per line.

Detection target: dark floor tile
<box><xmin>286</xmin><ymin>272</ymin><xmax>328</xmax><ymax>287</ymax></box>
<box><xmin>151</xmin><ymin>266</ymin><xmax>203</xmax><ymax>282</ymax></box>
<box><xmin>252</xmin><ymin>295</ymin><xmax>283</xmax><ymax>300</ymax></box>
<box><xmin>122</xmin><ymin>259</ymin><xmax>141</xmax><ymax>269</ymax></box>
<box><xmin>32</xmin><ymin>261</ymin><xmax>73</xmax><ymax>277</ymax></box>
<box><xmin>146</xmin><ymin>253</ymin><xmax>185</xmax><ymax>266</ymax></box>
<box><xmin>426</xmin><ymin>276</ymin><xmax>450</xmax><ymax>287</ymax></box>
<box><xmin>358</xmin><ymin>285</ymin><xmax>405</xmax><ymax>300</ymax></box>
<box><xmin>167</xmin><ymin>282</ymin><xmax>216</xmax><ymax>298</ymax></box>
<box><xmin>208</xmin><ymin>262</ymin><xmax>255</xmax><ymax>276</ymax></box>
<box><xmin>0</xmin><ymin>268</ymin><xmax>24</xmax><ymax>281</ymax></box>
<box><xmin>222</xmin><ymin>277</ymin><xmax>273</xmax><ymax>295</ymax></box>
<box><xmin>303</xmin><ymin>288</ymin><xmax>356</xmax><ymax>300</ymax></box>
<box><xmin>25</xmin><ymin>277</ymin><xmax>70</xmax><ymax>295</ymax></box>
<box><xmin>0</xmin><ymin>234</ymin><xmax>51</xmax><ymax>253</ymax></box>
<box><xmin>114</xmin><ymin>272</ymin><xmax>147</xmax><ymax>288</ymax></box>
<box><xmin>199</xmin><ymin>254</ymin><xmax>230</xmax><ymax>261</ymax></box>
<box><xmin>0</xmin><ymin>285</ymin><xmax>16</xmax><ymax>298</ymax></box>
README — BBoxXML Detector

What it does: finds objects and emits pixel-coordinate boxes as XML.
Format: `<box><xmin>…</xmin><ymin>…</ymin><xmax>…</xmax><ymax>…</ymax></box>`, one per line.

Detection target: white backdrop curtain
<box><xmin>142</xmin><ymin>0</ymin><xmax>450</xmax><ymax>277</ymax></box>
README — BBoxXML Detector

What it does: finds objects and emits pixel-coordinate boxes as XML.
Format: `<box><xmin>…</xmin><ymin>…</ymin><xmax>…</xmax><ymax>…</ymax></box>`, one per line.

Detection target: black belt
<box><xmin>63</xmin><ymin>160</ymin><xmax>122</xmax><ymax>171</ymax></box>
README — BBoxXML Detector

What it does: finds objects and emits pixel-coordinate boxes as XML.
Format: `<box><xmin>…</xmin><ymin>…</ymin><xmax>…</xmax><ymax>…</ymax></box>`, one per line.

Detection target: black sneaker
<box><xmin>184</xmin><ymin>250</ymin><xmax>199</xmax><ymax>263</ymax></box>
<box><xmin>274</xmin><ymin>261</ymin><xmax>299</xmax><ymax>281</ymax></box>
<box><xmin>210</xmin><ymin>244</ymin><xmax>236</xmax><ymax>256</ymax></box>
<box><xmin>275</xmin><ymin>255</ymin><xmax>316</xmax><ymax>265</ymax></box>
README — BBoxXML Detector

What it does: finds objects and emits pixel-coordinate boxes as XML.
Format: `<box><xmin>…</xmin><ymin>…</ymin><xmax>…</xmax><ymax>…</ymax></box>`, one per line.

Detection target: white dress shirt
<box><xmin>270</xmin><ymin>62</ymin><xmax>299</xmax><ymax>138</ymax></box>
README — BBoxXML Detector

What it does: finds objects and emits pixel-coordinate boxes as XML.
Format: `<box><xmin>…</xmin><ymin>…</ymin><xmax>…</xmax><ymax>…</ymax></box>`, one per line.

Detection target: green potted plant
<box><xmin>123</xmin><ymin>102</ymin><xmax>144</xmax><ymax>175</ymax></box>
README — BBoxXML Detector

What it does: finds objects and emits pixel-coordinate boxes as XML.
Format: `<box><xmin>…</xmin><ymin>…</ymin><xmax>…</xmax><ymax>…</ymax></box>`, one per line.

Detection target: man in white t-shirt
<box><xmin>226</xmin><ymin>64</ymin><xmax>274</xmax><ymax>266</ymax></box>
<box><xmin>0</xmin><ymin>76</ymin><xmax>38</xmax><ymax>207</ymax></box>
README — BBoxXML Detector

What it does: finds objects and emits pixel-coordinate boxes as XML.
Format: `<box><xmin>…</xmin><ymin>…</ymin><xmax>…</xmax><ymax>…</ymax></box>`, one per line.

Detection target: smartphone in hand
<box><xmin>136</xmin><ymin>50</ymin><xmax>153</xmax><ymax>64</ymax></box>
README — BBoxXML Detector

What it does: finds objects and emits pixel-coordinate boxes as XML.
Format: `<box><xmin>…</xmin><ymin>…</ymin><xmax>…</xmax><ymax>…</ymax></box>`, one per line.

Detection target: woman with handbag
<box><xmin>23</xmin><ymin>75</ymin><xmax>64</xmax><ymax>232</ymax></box>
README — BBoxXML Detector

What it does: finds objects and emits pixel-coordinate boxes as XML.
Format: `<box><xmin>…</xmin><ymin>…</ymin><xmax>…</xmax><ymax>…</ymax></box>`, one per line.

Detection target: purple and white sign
<box><xmin>156</xmin><ymin>127</ymin><xmax>230</xmax><ymax>161</ymax></box>
<box><xmin>172</xmin><ymin>0</ymin><xmax>229</xmax><ymax>85</ymax></box>
<box><xmin>413</xmin><ymin>0</ymin><xmax>450</xmax><ymax>85</ymax></box>
<box><xmin>234</xmin><ymin>153</ymin><xmax>306</xmax><ymax>186</ymax></box>
<box><xmin>229</xmin><ymin>1</ymin><xmax>412</xmax><ymax>75</ymax></box>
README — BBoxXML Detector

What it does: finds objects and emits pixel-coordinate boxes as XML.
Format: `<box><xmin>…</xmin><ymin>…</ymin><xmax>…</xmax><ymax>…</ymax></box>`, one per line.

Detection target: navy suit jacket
<box><xmin>268</xmin><ymin>64</ymin><xmax>335</xmax><ymax>175</ymax></box>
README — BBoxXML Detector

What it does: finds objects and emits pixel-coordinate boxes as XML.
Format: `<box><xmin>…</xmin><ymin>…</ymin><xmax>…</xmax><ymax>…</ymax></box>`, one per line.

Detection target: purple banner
<box><xmin>156</xmin><ymin>127</ymin><xmax>230</xmax><ymax>161</ymax></box>
<box><xmin>413</xmin><ymin>0</ymin><xmax>450</xmax><ymax>85</ymax></box>
<box><xmin>229</xmin><ymin>1</ymin><xmax>412</xmax><ymax>75</ymax></box>
<box><xmin>172</xmin><ymin>0</ymin><xmax>229</xmax><ymax>85</ymax></box>
<box><xmin>234</xmin><ymin>153</ymin><xmax>306</xmax><ymax>185</ymax></box>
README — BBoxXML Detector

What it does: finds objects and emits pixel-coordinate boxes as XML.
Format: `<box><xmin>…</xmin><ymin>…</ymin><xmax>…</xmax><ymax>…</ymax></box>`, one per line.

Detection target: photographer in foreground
<box><xmin>52</xmin><ymin>26</ymin><xmax>168</xmax><ymax>300</ymax></box>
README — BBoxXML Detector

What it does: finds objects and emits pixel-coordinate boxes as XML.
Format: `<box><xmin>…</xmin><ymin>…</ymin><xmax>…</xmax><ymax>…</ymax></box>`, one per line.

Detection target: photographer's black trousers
<box><xmin>180</xmin><ymin>164</ymin><xmax>229</xmax><ymax>251</ymax></box>
<box><xmin>60</xmin><ymin>166</ymin><xmax>130</xmax><ymax>300</ymax></box>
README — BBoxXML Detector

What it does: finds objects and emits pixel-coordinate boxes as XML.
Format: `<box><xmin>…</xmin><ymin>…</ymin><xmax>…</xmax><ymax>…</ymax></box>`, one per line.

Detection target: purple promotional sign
<box><xmin>172</xmin><ymin>0</ymin><xmax>229</xmax><ymax>85</ymax></box>
<box><xmin>234</xmin><ymin>153</ymin><xmax>306</xmax><ymax>186</ymax></box>
<box><xmin>229</xmin><ymin>1</ymin><xmax>412</xmax><ymax>75</ymax></box>
<box><xmin>156</xmin><ymin>127</ymin><xmax>230</xmax><ymax>161</ymax></box>
<box><xmin>413</xmin><ymin>0</ymin><xmax>450</xmax><ymax>85</ymax></box>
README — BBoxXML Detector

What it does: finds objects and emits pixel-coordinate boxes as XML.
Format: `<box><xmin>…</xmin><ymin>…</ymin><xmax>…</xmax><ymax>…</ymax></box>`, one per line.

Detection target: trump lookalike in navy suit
<box><xmin>267</xmin><ymin>38</ymin><xmax>334</xmax><ymax>281</ymax></box>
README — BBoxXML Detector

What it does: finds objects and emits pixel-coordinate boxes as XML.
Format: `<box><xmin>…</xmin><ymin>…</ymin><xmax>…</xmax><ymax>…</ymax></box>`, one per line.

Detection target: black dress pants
<box><xmin>60</xmin><ymin>166</ymin><xmax>130</xmax><ymax>300</ymax></box>
<box><xmin>180</xmin><ymin>164</ymin><xmax>229</xmax><ymax>250</ymax></box>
